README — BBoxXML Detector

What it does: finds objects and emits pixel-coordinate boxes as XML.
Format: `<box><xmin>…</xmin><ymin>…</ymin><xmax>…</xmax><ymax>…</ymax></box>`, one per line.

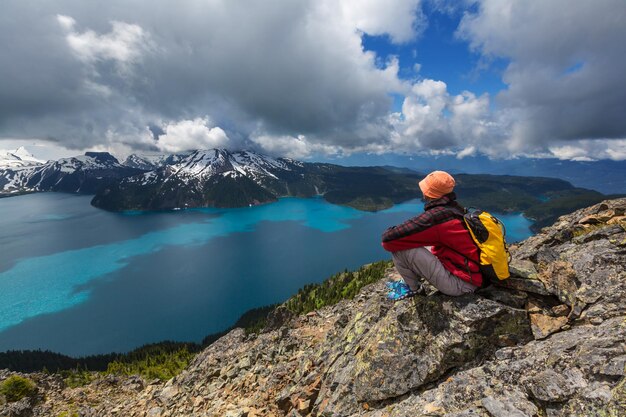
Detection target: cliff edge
<box><xmin>2</xmin><ymin>198</ymin><xmax>625</xmax><ymax>417</ymax></box>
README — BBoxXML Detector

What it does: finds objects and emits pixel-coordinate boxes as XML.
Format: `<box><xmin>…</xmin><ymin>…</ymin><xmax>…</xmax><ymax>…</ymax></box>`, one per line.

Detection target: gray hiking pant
<box><xmin>392</xmin><ymin>247</ymin><xmax>478</xmax><ymax>296</ymax></box>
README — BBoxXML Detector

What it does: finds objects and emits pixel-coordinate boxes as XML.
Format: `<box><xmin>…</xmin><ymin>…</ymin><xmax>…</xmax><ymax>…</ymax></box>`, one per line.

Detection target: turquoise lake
<box><xmin>0</xmin><ymin>193</ymin><xmax>533</xmax><ymax>356</ymax></box>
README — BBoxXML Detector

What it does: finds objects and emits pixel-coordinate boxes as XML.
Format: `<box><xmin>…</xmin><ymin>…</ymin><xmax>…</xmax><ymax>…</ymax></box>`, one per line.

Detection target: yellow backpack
<box><xmin>463</xmin><ymin>209</ymin><xmax>511</xmax><ymax>282</ymax></box>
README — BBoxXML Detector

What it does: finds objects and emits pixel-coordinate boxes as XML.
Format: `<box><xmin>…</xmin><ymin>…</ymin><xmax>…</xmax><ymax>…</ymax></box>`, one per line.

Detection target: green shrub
<box><xmin>0</xmin><ymin>375</ymin><xmax>37</xmax><ymax>402</ymax></box>
<box><xmin>60</xmin><ymin>369</ymin><xmax>95</xmax><ymax>388</ymax></box>
<box><xmin>284</xmin><ymin>260</ymin><xmax>392</xmax><ymax>316</ymax></box>
<box><xmin>105</xmin><ymin>346</ymin><xmax>195</xmax><ymax>381</ymax></box>
<box><xmin>232</xmin><ymin>304</ymin><xmax>277</xmax><ymax>335</ymax></box>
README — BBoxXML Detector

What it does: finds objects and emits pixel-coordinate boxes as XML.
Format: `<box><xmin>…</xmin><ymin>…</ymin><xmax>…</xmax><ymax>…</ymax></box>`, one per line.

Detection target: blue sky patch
<box><xmin>362</xmin><ymin>8</ymin><xmax>508</xmax><ymax>99</ymax></box>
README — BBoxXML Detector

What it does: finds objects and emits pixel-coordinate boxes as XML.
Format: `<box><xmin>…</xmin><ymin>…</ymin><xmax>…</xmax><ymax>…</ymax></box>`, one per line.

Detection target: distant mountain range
<box><xmin>0</xmin><ymin>147</ymin><xmax>617</xmax><ymax>230</ymax></box>
<box><xmin>0</xmin><ymin>148</ymin><xmax>421</xmax><ymax>211</ymax></box>
<box><xmin>332</xmin><ymin>153</ymin><xmax>626</xmax><ymax>195</ymax></box>
<box><xmin>0</xmin><ymin>150</ymin><xmax>143</xmax><ymax>196</ymax></box>
<box><xmin>93</xmin><ymin>149</ymin><xmax>421</xmax><ymax>212</ymax></box>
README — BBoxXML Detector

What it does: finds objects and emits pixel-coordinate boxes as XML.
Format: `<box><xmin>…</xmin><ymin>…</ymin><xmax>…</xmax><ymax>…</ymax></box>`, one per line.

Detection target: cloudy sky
<box><xmin>1</xmin><ymin>0</ymin><xmax>625</xmax><ymax>161</ymax></box>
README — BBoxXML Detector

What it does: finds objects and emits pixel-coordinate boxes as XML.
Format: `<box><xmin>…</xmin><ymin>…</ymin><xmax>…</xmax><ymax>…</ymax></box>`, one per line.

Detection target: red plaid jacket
<box><xmin>381</xmin><ymin>193</ymin><xmax>482</xmax><ymax>286</ymax></box>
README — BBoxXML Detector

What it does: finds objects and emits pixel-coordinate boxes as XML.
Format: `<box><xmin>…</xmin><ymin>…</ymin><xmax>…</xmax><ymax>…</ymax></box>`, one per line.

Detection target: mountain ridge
<box><xmin>335</xmin><ymin>153</ymin><xmax>626</xmax><ymax>195</ymax></box>
<box><xmin>89</xmin><ymin>148</ymin><xmax>614</xmax><ymax>223</ymax></box>
<box><xmin>91</xmin><ymin>148</ymin><xmax>423</xmax><ymax>212</ymax></box>
<box><xmin>0</xmin><ymin>151</ymin><xmax>143</xmax><ymax>196</ymax></box>
<box><xmin>0</xmin><ymin>148</ymin><xmax>617</xmax><ymax>232</ymax></box>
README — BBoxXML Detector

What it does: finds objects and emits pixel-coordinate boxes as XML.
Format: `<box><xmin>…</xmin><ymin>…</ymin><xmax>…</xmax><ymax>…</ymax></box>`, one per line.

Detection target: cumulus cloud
<box><xmin>549</xmin><ymin>139</ymin><xmax>626</xmax><ymax>162</ymax></box>
<box><xmin>0</xmin><ymin>0</ymin><xmax>412</xmax><ymax>155</ymax></box>
<box><xmin>457</xmin><ymin>0</ymin><xmax>626</xmax><ymax>150</ymax></box>
<box><xmin>340</xmin><ymin>0</ymin><xmax>425</xmax><ymax>43</ymax></box>
<box><xmin>156</xmin><ymin>118</ymin><xmax>229</xmax><ymax>153</ymax></box>
<box><xmin>0</xmin><ymin>0</ymin><xmax>625</xmax><ymax>161</ymax></box>
<box><xmin>57</xmin><ymin>14</ymin><xmax>152</xmax><ymax>71</ymax></box>
<box><xmin>390</xmin><ymin>79</ymin><xmax>493</xmax><ymax>152</ymax></box>
<box><xmin>456</xmin><ymin>145</ymin><xmax>477</xmax><ymax>159</ymax></box>
<box><xmin>249</xmin><ymin>133</ymin><xmax>341</xmax><ymax>160</ymax></box>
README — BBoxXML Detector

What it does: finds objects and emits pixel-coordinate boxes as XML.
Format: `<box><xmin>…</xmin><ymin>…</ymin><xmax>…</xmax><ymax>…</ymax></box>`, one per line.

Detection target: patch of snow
<box><xmin>0</xmin><ymin>147</ymin><xmax>45</xmax><ymax>169</ymax></box>
<box><xmin>53</xmin><ymin>153</ymin><xmax>121</xmax><ymax>172</ymax></box>
<box><xmin>124</xmin><ymin>151</ymin><xmax>193</xmax><ymax>170</ymax></box>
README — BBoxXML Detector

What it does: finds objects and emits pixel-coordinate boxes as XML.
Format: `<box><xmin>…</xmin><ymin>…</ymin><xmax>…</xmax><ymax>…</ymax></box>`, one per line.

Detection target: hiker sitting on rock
<box><xmin>381</xmin><ymin>171</ymin><xmax>482</xmax><ymax>299</ymax></box>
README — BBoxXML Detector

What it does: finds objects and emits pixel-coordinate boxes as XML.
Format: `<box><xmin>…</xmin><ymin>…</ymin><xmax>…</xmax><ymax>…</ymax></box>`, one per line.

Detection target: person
<box><xmin>381</xmin><ymin>170</ymin><xmax>481</xmax><ymax>298</ymax></box>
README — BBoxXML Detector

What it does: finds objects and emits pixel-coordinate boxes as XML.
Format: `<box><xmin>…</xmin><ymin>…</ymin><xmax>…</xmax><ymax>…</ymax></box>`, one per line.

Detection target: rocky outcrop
<box><xmin>1</xmin><ymin>198</ymin><xmax>625</xmax><ymax>417</ymax></box>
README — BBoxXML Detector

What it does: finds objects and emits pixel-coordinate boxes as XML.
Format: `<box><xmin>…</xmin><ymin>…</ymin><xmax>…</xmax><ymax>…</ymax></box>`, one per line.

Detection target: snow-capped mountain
<box><xmin>1</xmin><ymin>147</ymin><xmax>600</xmax><ymax>222</ymax></box>
<box><xmin>91</xmin><ymin>148</ymin><xmax>428</xmax><ymax>212</ymax></box>
<box><xmin>0</xmin><ymin>146</ymin><xmax>45</xmax><ymax>169</ymax></box>
<box><xmin>120</xmin><ymin>149</ymin><xmax>307</xmax><ymax>190</ymax></box>
<box><xmin>92</xmin><ymin>149</ymin><xmax>313</xmax><ymax>210</ymax></box>
<box><xmin>0</xmin><ymin>148</ymin><xmax>305</xmax><ymax>199</ymax></box>
<box><xmin>159</xmin><ymin>149</ymin><xmax>296</xmax><ymax>180</ymax></box>
<box><xmin>123</xmin><ymin>149</ymin><xmax>301</xmax><ymax>179</ymax></box>
<box><xmin>0</xmin><ymin>152</ymin><xmax>144</xmax><ymax>196</ymax></box>
<box><xmin>123</xmin><ymin>151</ymin><xmax>194</xmax><ymax>171</ymax></box>
<box><xmin>1</xmin><ymin>147</ymin><xmax>424</xmax><ymax>211</ymax></box>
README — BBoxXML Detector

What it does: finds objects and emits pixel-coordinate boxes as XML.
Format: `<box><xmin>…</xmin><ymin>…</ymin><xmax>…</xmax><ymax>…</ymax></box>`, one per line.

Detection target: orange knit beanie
<box><xmin>418</xmin><ymin>170</ymin><xmax>455</xmax><ymax>199</ymax></box>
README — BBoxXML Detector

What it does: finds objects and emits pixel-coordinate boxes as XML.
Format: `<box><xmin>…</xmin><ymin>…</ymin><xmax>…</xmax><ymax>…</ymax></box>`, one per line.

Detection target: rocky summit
<box><xmin>1</xmin><ymin>198</ymin><xmax>625</xmax><ymax>417</ymax></box>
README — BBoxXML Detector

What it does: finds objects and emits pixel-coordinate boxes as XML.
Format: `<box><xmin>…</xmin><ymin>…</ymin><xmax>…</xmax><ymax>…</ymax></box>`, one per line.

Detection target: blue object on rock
<box><xmin>386</xmin><ymin>280</ymin><xmax>417</xmax><ymax>301</ymax></box>
<box><xmin>385</xmin><ymin>280</ymin><xmax>410</xmax><ymax>292</ymax></box>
